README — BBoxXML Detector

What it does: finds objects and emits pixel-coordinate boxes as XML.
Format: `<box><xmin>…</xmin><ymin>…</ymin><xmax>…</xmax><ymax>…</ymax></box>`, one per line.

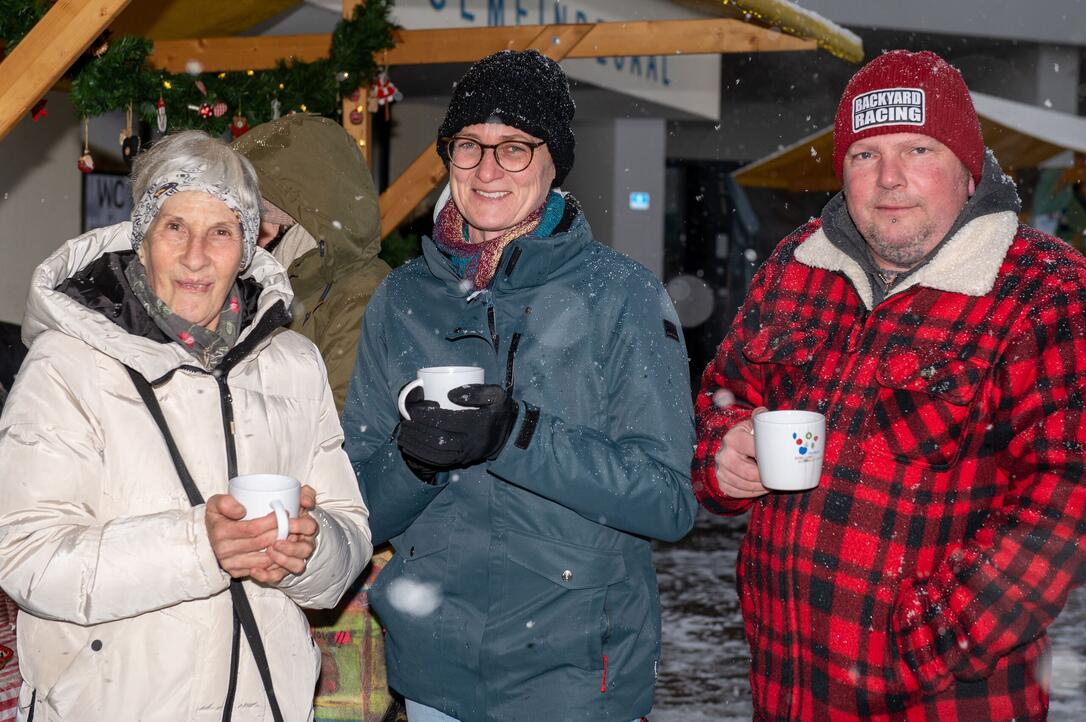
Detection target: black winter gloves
<box><xmin>397</xmin><ymin>384</ymin><xmax>519</xmax><ymax>480</ymax></box>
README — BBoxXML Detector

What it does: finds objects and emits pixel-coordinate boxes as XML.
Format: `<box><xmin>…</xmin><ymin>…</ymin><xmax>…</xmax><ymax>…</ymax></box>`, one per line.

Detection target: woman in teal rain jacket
<box><xmin>343</xmin><ymin>50</ymin><xmax>697</xmax><ymax>722</ymax></box>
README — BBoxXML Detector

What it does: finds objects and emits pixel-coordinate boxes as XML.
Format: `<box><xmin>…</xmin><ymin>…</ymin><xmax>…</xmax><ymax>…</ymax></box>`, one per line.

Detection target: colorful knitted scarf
<box><xmin>433</xmin><ymin>191</ymin><xmax>566</xmax><ymax>290</ymax></box>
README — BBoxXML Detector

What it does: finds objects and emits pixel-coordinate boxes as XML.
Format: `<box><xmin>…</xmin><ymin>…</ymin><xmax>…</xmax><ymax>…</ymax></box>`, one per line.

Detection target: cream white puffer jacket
<box><xmin>0</xmin><ymin>223</ymin><xmax>372</xmax><ymax>721</ymax></box>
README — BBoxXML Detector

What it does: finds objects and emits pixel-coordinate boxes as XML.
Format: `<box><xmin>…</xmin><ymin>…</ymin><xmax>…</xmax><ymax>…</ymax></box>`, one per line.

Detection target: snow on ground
<box><xmin>652</xmin><ymin>509</ymin><xmax>1086</xmax><ymax>720</ymax></box>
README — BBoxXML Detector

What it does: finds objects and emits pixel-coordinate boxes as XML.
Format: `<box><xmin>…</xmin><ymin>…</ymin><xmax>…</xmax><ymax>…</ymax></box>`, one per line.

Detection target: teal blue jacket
<box><xmin>343</xmin><ymin>211</ymin><xmax>697</xmax><ymax>722</ymax></box>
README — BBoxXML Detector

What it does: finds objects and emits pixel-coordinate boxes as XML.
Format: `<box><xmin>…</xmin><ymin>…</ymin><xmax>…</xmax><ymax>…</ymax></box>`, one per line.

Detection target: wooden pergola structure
<box><xmin>0</xmin><ymin>0</ymin><xmax>862</xmax><ymax>239</ymax></box>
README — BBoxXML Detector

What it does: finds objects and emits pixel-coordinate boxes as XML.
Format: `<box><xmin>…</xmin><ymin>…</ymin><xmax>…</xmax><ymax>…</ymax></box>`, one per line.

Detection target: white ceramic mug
<box><xmin>397</xmin><ymin>366</ymin><xmax>485</xmax><ymax>420</ymax></box>
<box><xmin>753</xmin><ymin>410</ymin><xmax>826</xmax><ymax>491</ymax></box>
<box><xmin>227</xmin><ymin>473</ymin><xmax>301</xmax><ymax>540</ymax></box>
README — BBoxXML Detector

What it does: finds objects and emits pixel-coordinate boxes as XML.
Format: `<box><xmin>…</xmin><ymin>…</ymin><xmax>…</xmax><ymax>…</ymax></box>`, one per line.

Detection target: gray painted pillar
<box><xmin>563</xmin><ymin>118</ymin><xmax>667</xmax><ymax>279</ymax></box>
<box><xmin>610</xmin><ymin>118</ymin><xmax>667</xmax><ymax>278</ymax></box>
<box><xmin>1035</xmin><ymin>45</ymin><xmax>1080</xmax><ymax>113</ymax></box>
<box><xmin>563</xmin><ymin>120</ymin><xmax>616</xmax><ymax>248</ymax></box>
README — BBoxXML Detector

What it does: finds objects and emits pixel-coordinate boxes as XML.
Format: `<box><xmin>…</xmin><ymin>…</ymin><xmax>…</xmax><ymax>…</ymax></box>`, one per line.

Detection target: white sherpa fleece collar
<box><xmin>795</xmin><ymin>211</ymin><xmax>1019</xmax><ymax>309</ymax></box>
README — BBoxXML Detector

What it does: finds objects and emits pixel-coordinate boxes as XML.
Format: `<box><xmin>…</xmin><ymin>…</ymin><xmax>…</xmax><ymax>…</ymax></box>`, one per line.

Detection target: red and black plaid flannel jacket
<box><xmin>693</xmin><ymin>211</ymin><xmax>1086</xmax><ymax>721</ymax></box>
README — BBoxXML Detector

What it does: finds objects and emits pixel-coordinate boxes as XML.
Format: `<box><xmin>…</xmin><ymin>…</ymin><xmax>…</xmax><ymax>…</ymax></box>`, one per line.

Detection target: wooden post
<box><xmin>340</xmin><ymin>0</ymin><xmax>372</xmax><ymax>165</ymax></box>
<box><xmin>0</xmin><ymin>0</ymin><xmax>134</xmax><ymax>141</ymax></box>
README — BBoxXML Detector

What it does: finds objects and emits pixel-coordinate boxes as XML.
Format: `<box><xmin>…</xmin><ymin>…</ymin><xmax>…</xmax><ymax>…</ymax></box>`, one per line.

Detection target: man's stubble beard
<box><xmin>862</xmin><ymin>217</ymin><xmax>937</xmax><ymax>270</ymax></box>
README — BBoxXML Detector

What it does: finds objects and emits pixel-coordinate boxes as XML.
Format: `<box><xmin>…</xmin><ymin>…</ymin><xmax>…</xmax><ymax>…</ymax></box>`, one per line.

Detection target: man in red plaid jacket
<box><xmin>693</xmin><ymin>50</ymin><xmax>1086</xmax><ymax>721</ymax></box>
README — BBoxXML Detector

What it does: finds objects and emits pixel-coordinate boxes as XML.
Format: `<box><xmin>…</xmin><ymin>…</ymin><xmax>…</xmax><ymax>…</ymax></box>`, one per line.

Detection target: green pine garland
<box><xmin>0</xmin><ymin>0</ymin><xmax>48</xmax><ymax>52</ymax></box>
<box><xmin>2</xmin><ymin>0</ymin><xmax>397</xmax><ymax>134</ymax></box>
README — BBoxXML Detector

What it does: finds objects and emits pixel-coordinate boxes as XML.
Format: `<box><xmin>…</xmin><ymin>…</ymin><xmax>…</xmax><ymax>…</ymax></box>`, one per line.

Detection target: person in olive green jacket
<box><xmin>234</xmin><ymin>114</ymin><xmax>391</xmax><ymax>412</ymax></box>
<box><xmin>234</xmin><ymin>114</ymin><xmax>397</xmax><ymax>722</ymax></box>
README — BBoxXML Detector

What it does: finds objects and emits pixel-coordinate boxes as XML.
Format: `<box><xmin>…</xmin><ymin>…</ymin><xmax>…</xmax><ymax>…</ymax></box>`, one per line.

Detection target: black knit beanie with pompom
<box><xmin>436</xmin><ymin>50</ymin><xmax>576</xmax><ymax>187</ymax></box>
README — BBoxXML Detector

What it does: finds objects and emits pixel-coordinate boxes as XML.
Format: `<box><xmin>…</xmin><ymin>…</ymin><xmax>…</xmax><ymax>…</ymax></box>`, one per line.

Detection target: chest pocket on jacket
<box><xmin>492</xmin><ymin>530</ymin><xmax>629</xmax><ymax>674</ymax></box>
<box><xmin>395</xmin><ymin>516</ymin><xmax>453</xmax><ymax>565</ymax></box>
<box><xmin>864</xmin><ymin>348</ymin><xmax>989</xmax><ymax>470</ymax></box>
<box><xmin>742</xmin><ymin>324</ymin><xmax>828</xmax><ymax>409</ymax></box>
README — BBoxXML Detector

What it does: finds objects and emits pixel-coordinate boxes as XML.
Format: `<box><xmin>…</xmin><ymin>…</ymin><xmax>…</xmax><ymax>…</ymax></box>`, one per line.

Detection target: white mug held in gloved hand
<box><xmin>398</xmin><ymin>366</ymin><xmax>485</xmax><ymax>419</ymax></box>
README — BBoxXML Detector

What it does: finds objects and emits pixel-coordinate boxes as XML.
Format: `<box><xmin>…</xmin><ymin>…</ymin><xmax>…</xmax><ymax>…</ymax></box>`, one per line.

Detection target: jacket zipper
<box><xmin>215</xmin><ymin>371</ymin><xmax>239</xmax><ymax>478</ymax></box>
<box><xmin>502</xmin><ymin>306</ymin><xmax>531</xmax><ymax>390</ymax></box>
<box><xmin>504</xmin><ymin>332</ymin><xmax>521</xmax><ymax>390</ymax></box>
<box><xmin>487</xmin><ymin>305</ymin><xmax>499</xmax><ymax>352</ymax></box>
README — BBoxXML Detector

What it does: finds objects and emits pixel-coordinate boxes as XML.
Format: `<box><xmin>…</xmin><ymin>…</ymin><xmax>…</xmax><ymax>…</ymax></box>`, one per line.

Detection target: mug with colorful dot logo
<box><xmin>752</xmin><ymin>410</ymin><xmax>826</xmax><ymax>491</ymax></box>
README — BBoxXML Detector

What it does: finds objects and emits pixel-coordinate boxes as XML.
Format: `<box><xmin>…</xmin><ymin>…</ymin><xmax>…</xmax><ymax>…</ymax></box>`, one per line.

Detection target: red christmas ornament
<box><xmin>212</xmin><ymin>101</ymin><xmax>228</xmax><ymax>118</ymax></box>
<box><xmin>77</xmin><ymin>152</ymin><xmax>95</xmax><ymax>174</ymax></box>
<box><xmin>230</xmin><ymin>113</ymin><xmax>250</xmax><ymax>139</ymax></box>
<box><xmin>199</xmin><ymin>103</ymin><xmax>213</xmax><ymax>119</ymax></box>
<box><xmin>30</xmin><ymin>98</ymin><xmax>48</xmax><ymax>121</ymax></box>
<box><xmin>156</xmin><ymin>98</ymin><xmax>167</xmax><ymax>133</ymax></box>
<box><xmin>349</xmin><ymin>109</ymin><xmax>365</xmax><ymax>125</ymax></box>
<box><xmin>348</xmin><ymin>89</ymin><xmax>361</xmax><ymax>103</ymax></box>
<box><xmin>370</xmin><ymin>70</ymin><xmax>402</xmax><ymax>120</ymax></box>
<box><xmin>370</xmin><ymin>74</ymin><xmax>398</xmax><ymax>106</ymax></box>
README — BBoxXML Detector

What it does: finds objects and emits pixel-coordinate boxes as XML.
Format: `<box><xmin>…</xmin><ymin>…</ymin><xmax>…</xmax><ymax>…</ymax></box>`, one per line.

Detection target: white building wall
<box><xmin>0</xmin><ymin>92</ymin><xmax>81</xmax><ymax>324</ymax></box>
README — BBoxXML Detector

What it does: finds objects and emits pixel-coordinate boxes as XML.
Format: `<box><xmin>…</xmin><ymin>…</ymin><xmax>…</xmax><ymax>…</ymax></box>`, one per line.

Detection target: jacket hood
<box><xmin>23</xmin><ymin>221</ymin><xmax>294</xmax><ymax>380</ymax></box>
<box><xmin>232</xmin><ymin>114</ymin><xmax>382</xmax><ymax>297</ymax></box>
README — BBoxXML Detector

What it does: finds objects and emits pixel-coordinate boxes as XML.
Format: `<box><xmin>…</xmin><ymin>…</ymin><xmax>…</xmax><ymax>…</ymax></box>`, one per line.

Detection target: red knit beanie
<box><xmin>833</xmin><ymin>50</ymin><xmax>984</xmax><ymax>183</ymax></box>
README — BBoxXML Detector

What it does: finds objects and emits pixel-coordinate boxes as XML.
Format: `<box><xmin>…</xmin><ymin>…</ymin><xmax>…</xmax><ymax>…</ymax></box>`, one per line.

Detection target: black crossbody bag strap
<box><xmin>124</xmin><ymin>366</ymin><xmax>285</xmax><ymax>722</ymax></box>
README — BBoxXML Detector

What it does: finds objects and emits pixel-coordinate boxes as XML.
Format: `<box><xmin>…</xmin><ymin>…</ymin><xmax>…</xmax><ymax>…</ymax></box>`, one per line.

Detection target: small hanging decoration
<box><xmin>188</xmin><ymin>103</ymin><xmax>214</xmax><ymax>119</ymax></box>
<box><xmin>90</xmin><ymin>30</ymin><xmax>111</xmax><ymax>58</ymax></box>
<box><xmin>271</xmin><ymin>97</ymin><xmax>282</xmax><ymax>120</ymax></box>
<box><xmin>188</xmin><ymin>79</ymin><xmax>216</xmax><ymax>119</ymax></box>
<box><xmin>212</xmin><ymin>100</ymin><xmax>228</xmax><ymax>118</ymax></box>
<box><xmin>156</xmin><ymin>97</ymin><xmax>167</xmax><ymax>133</ymax></box>
<box><xmin>349</xmin><ymin>104</ymin><xmax>365</xmax><ymax>125</ymax></box>
<box><xmin>30</xmin><ymin>98</ymin><xmax>48</xmax><ymax>121</ymax></box>
<box><xmin>77</xmin><ymin>118</ymin><xmax>95</xmax><ymax>174</ymax></box>
<box><xmin>120</xmin><ymin>103</ymin><xmax>140</xmax><ymax>164</ymax></box>
<box><xmin>230</xmin><ymin>112</ymin><xmax>250</xmax><ymax>139</ymax></box>
<box><xmin>369</xmin><ymin>68</ymin><xmax>402</xmax><ymax>120</ymax></box>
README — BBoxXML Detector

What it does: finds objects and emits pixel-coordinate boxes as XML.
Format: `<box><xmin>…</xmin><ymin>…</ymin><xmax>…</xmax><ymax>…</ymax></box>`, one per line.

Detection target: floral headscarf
<box><xmin>129</xmin><ymin>165</ymin><xmax>260</xmax><ymax>269</ymax></box>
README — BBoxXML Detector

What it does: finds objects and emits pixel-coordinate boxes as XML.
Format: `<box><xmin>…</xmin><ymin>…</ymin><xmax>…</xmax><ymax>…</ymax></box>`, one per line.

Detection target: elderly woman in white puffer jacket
<box><xmin>0</xmin><ymin>131</ymin><xmax>371</xmax><ymax>722</ymax></box>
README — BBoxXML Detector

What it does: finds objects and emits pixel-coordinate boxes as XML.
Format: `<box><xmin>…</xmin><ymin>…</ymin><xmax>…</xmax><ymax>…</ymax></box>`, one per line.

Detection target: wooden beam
<box><xmin>378</xmin><ymin>149</ymin><xmax>447</xmax><ymax>240</ymax></box>
<box><xmin>148</xmin><ymin>18</ymin><xmax>814</xmax><ymax>73</ymax></box>
<box><xmin>673</xmin><ymin>0</ymin><xmax>864</xmax><ymax>63</ymax></box>
<box><xmin>525</xmin><ymin>24</ymin><xmax>594</xmax><ymax>60</ymax></box>
<box><xmin>386</xmin><ymin>18</ymin><xmax>813</xmax><ymax>64</ymax></box>
<box><xmin>0</xmin><ymin>0</ymin><xmax>134</xmax><ymax>141</ymax></box>
<box><xmin>150</xmin><ymin>34</ymin><xmax>332</xmax><ymax>73</ymax></box>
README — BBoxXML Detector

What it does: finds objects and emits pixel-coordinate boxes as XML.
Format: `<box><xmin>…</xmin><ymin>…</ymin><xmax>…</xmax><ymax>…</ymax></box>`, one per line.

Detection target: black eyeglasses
<box><xmin>442</xmin><ymin>136</ymin><xmax>546</xmax><ymax>173</ymax></box>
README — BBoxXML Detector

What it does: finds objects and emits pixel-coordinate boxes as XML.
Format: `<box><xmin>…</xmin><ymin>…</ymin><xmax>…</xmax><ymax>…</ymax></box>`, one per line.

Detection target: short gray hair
<box><xmin>131</xmin><ymin>130</ymin><xmax>260</xmax><ymax>210</ymax></box>
<box><xmin>129</xmin><ymin>131</ymin><xmax>262</xmax><ymax>268</ymax></box>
